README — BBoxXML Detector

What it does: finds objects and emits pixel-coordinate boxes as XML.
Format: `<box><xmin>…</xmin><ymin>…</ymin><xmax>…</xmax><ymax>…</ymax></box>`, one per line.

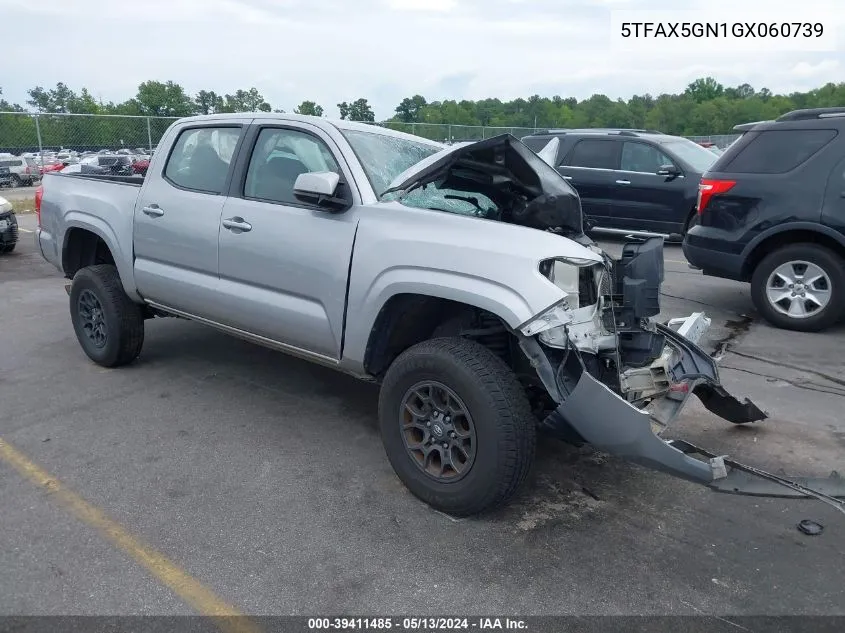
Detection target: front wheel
<box><xmin>69</xmin><ymin>264</ymin><xmax>145</xmax><ymax>367</ymax></box>
<box><xmin>378</xmin><ymin>337</ymin><xmax>536</xmax><ymax>516</ymax></box>
<box><xmin>751</xmin><ymin>243</ymin><xmax>845</xmax><ymax>332</ymax></box>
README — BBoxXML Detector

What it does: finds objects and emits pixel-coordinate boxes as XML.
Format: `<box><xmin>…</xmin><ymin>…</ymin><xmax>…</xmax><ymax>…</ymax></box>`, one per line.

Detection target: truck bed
<box><xmin>37</xmin><ymin>171</ymin><xmax>143</xmax><ymax>286</ymax></box>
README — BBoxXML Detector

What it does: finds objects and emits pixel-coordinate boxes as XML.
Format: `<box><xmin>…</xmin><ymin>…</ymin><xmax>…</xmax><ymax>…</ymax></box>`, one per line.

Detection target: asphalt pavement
<box><xmin>2</xmin><ymin>213</ymin><xmax>844</xmax><ymax>617</ymax></box>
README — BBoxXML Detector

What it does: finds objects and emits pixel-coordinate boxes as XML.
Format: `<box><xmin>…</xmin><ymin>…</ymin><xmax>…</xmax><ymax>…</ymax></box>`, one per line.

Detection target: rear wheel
<box><xmin>69</xmin><ymin>264</ymin><xmax>145</xmax><ymax>367</ymax></box>
<box><xmin>11</xmin><ymin>174</ymin><xmax>22</xmax><ymax>187</ymax></box>
<box><xmin>751</xmin><ymin>244</ymin><xmax>845</xmax><ymax>332</ymax></box>
<box><xmin>378</xmin><ymin>337</ymin><xmax>536</xmax><ymax>516</ymax></box>
<box><xmin>0</xmin><ymin>243</ymin><xmax>15</xmax><ymax>253</ymax></box>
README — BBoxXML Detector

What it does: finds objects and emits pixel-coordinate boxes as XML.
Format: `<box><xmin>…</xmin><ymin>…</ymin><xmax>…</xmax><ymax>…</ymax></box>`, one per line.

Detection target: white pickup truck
<box><xmin>35</xmin><ymin>113</ymin><xmax>778</xmax><ymax>516</ymax></box>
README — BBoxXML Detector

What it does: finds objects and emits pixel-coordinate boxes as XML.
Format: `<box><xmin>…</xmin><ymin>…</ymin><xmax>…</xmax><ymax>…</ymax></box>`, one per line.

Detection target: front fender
<box><xmin>342</xmin><ymin>267</ymin><xmax>542</xmax><ymax>370</ymax></box>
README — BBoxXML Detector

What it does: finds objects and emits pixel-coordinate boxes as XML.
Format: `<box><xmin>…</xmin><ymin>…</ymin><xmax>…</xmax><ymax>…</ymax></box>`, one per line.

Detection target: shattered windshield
<box><xmin>341</xmin><ymin>129</ymin><xmax>441</xmax><ymax>196</ymax></box>
<box><xmin>394</xmin><ymin>183</ymin><xmax>500</xmax><ymax>219</ymax></box>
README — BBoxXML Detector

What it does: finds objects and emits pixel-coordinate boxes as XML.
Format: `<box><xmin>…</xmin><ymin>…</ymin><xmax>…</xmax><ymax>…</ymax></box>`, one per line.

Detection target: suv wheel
<box><xmin>751</xmin><ymin>244</ymin><xmax>845</xmax><ymax>332</ymax></box>
<box><xmin>378</xmin><ymin>337</ymin><xmax>536</xmax><ymax>516</ymax></box>
<box><xmin>69</xmin><ymin>264</ymin><xmax>145</xmax><ymax>367</ymax></box>
<box><xmin>11</xmin><ymin>175</ymin><xmax>22</xmax><ymax>187</ymax></box>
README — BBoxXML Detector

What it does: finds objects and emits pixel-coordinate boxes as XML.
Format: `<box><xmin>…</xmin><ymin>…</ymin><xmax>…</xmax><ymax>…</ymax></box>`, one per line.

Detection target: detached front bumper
<box><xmin>516</xmin><ymin>236</ymin><xmax>845</xmax><ymax>505</ymax></box>
<box><xmin>541</xmin><ymin>310</ymin><xmax>766</xmax><ymax>485</ymax></box>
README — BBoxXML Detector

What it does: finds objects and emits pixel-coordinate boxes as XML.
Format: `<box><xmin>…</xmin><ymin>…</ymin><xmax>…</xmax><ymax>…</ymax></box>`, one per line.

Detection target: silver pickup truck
<box><xmin>36</xmin><ymin>113</ymin><xmax>772</xmax><ymax>516</ymax></box>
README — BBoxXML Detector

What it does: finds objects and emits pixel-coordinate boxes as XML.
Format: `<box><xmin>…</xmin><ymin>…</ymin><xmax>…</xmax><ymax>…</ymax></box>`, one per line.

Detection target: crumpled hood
<box><xmin>382</xmin><ymin>134</ymin><xmax>586</xmax><ymax>238</ymax></box>
<box><xmin>383</xmin><ymin>133</ymin><xmax>578</xmax><ymax>199</ymax></box>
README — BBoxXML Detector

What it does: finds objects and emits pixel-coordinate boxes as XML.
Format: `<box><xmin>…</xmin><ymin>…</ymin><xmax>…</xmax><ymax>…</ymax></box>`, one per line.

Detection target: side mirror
<box><xmin>293</xmin><ymin>171</ymin><xmax>349</xmax><ymax>211</ymax></box>
<box><xmin>657</xmin><ymin>164</ymin><xmax>680</xmax><ymax>177</ymax></box>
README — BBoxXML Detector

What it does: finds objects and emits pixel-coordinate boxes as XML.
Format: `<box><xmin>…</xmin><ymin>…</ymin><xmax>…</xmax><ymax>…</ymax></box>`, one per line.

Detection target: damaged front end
<box><xmin>382</xmin><ymin>132</ymin><xmax>842</xmax><ymax>505</ymax></box>
<box><xmin>517</xmin><ymin>236</ymin><xmax>771</xmax><ymax>487</ymax></box>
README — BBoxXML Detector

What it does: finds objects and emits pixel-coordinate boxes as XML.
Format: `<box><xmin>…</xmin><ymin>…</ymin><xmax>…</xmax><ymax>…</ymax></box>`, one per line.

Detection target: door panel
<box><xmin>133</xmin><ymin>122</ymin><xmax>249</xmax><ymax>314</ymax></box>
<box><xmin>557</xmin><ymin>167</ymin><xmax>615</xmax><ymax>224</ymax></box>
<box><xmin>215</xmin><ymin>124</ymin><xmax>359</xmax><ymax>359</ymax></box>
<box><xmin>559</xmin><ymin>139</ymin><xmax>621</xmax><ymax>226</ymax></box>
<box><xmin>609</xmin><ymin>141</ymin><xmax>689</xmax><ymax>233</ymax></box>
<box><xmin>609</xmin><ymin>172</ymin><xmax>689</xmax><ymax>233</ymax></box>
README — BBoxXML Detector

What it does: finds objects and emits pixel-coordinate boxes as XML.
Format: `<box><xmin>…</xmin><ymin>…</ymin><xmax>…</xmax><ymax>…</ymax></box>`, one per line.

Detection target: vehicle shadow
<box><xmin>137</xmin><ymin>318</ymin><xmax>670</xmax><ymax>529</ymax></box>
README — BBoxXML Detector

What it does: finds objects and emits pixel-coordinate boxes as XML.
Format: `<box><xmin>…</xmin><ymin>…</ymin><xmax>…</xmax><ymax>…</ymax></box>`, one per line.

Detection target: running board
<box><xmin>589</xmin><ymin>226</ymin><xmax>684</xmax><ymax>242</ymax></box>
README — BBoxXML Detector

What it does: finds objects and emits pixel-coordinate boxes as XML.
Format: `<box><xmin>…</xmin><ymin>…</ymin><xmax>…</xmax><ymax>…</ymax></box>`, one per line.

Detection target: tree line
<box><xmin>0</xmin><ymin>81</ymin><xmax>377</xmax><ymax>121</ymax></box>
<box><xmin>2</xmin><ymin>77</ymin><xmax>844</xmax><ymax>149</ymax></box>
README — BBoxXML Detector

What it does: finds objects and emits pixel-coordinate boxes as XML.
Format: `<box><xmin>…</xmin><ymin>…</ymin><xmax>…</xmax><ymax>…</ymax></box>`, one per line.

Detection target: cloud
<box><xmin>790</xmin><ymin>59</ymin><xmax>841</xmax><ymax>78</ymax></box>
<box><xmin>384</xmin><ymin>0</ymin><xmax>457</xmax><ymax>11</ymax></box>
<box><xmin>0</xmin><ymin>0</ymin><xmax>842</xmax><ymax>119</ymax></box>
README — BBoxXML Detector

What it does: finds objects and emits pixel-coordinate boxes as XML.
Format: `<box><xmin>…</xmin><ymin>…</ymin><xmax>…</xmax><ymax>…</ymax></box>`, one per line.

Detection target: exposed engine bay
<box><xmin>383</xmin><ymin>134</ymin><xmax>844</xmax><ymax>505</ymax></box>
<box><xmin>382</xmin><ymin>133</ymin><xmax>590</xmax><ymax>240</ymax></box>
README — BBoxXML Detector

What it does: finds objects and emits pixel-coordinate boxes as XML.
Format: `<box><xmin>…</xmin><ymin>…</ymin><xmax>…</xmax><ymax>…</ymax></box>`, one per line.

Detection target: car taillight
<box><xmin>697</xmin><ymin>178</ymin><xmax>736</xmax><ymax>214</ymax></box>
<box><xmin>35</xmin><ymin>185</ymin><xmax>43</xmax><ymax>227</ymax></box>
<box><xmin>25</xmin><ymin>165</ymin><xmax>31</xmax><ymax>174</ymax></box>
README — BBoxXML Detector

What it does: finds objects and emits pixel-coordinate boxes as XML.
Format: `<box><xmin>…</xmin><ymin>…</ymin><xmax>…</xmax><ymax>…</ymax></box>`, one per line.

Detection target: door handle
<box><xmin>615</xmin><ymin>179</ymin><xmax>631</xmax><ymax>185</ymax></box>
<box><xmin>561</xmin><ymin>175</ymin><xmax>573</xmax><ymax>180</ymax></box>
<box><xmin>142</xmin><ymin>205</ymin><xmax>164</xmax><ymax>217</ymax></box>
<box><xmin>222</xmin><ymin>217</ymin><xmax>252</xmax><ymax>232</ymax></box>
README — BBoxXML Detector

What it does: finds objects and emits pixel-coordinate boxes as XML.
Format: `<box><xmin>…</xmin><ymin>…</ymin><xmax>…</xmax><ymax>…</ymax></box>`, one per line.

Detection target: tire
<box><xmin>11</xmin><ymin>174</ymin><xmax>22</xmax><ymax>187</ymax></box>
<box><xmin>0</xmin><ymin>243</ymin><xmax>15</xmax><ymax>253</ymax></box>
<box><xmin>69</xmin><ymin>264</ymin><xmax>145</xmax><ymax>367</ymax></box>
<box><xmin>378</xmin><ymin>337</ymin><xmax>536</xmax><ymax>516</ymax></box>
<box><xmin>750</xmin><ymin>243</ymin><xmax>845</xmax><ymax>332</ymax></box>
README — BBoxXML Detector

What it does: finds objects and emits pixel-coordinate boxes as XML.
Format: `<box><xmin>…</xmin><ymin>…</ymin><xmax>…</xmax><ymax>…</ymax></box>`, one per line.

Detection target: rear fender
<box><xmin>62</xmin><ymin>212</ymin><xmax>140</xmax><ymax>301</ymax></box>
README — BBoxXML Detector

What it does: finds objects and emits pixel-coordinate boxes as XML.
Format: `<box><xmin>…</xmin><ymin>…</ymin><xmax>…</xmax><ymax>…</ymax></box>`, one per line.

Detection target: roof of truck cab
<box><xmin>170</xmin><ymin>112</ymin><xmax>445</xmax><ymax>148</ymax></box>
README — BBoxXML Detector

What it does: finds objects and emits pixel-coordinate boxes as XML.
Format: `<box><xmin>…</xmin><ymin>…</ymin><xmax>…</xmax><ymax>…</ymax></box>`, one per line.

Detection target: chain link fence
<box><xmin>0</xmin><ymin>112</ymin><xmax>178</xmax><ymax>155</ymax></box>
<box><xmin>0</xmin><ymin>111</ymin><xmax>741</xmax><ymax>172</ymax></box>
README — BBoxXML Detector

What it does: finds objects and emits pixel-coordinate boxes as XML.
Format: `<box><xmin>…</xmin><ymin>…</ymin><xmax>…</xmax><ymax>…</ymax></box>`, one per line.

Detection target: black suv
<box><xmin>683</xmin><ymin>107</ymin><xmax>845</xmax><ymax>332</ymax></box>
<box><xmin>522</xmin><ymin>128</ymin><xmax>719</xmax><ymax>240</ymax></box>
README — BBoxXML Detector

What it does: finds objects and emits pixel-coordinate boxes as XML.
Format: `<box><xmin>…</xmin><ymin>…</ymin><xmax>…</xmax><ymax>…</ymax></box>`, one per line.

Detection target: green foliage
<box><xmin>135</xmin><ymin>80</ymin><xmax>195</xmax><ymax>117</ymax></box>
<box><xmin>3</xmin><ymin>76</ymin><xmax>845</xmax><ymax>152</ymax></box>
<box><xmin>387</xmin><ymin>77</ymin><xmax>845</xmax><ymax>136</ymax></box>
<box><xmin>222</xmin><ymin>88</ymin><xmax>271</xmax><ymax>113</ymax></box>
<box><xmin>294</xmin><ymin>101</ymin><xmax>324</xmax><ymax>117</ymax></box>
<box><xmin>394</xmin><ymin>95</ymin><xmax>427</xmax><ymax>122</ymax></box>
<box><xmin>194</xmin><ymin>90</ymin><xmax>225</xmax><ymax>115</ymax></box>
<box><xmin>338</xmin><ymin>98</ymin><xmax>375</xmax><ymax>122</ymax></box>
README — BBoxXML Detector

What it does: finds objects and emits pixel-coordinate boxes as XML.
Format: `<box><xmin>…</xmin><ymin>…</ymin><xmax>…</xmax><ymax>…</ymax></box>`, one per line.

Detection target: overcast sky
<box><xmin>1</xmin><ymin>0</ymin><xmax>843</xmax><ymax>119</ymax></box>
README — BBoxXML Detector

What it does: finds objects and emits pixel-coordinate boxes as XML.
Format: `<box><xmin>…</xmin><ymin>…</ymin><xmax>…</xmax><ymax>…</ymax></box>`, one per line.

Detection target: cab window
<box><xmin>244</xmin><ymin>128</ymin><xmax>340</xmax><ymax>205</ymax></box>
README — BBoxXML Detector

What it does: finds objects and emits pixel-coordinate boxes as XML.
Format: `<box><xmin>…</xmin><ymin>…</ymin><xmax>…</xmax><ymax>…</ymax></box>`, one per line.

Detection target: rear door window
<box><xmin>721</xmin><ymin>129</ymin><xmax>837</xmax><ymax>174</ymax></box>
<box><xmin>564</xmin><ymin>139</ymin><xmax>620</xmax><ymax>169</ymax></box>
<box><xmin>164</xmin><ymin>126</ymin><xmax>243</xmax><ymax>193</ymax></box>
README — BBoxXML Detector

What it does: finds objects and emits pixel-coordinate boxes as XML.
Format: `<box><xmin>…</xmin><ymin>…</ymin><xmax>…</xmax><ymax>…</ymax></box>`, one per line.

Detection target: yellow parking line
<box><xmin>0</xmin><ymin>437</ymin><xmax>260</xmax><ymax>633</ymax></box>
<box><xmin>18</xmin><ymin>228</ymin><xmax>34</xmax><ymax>233</ymax></box>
